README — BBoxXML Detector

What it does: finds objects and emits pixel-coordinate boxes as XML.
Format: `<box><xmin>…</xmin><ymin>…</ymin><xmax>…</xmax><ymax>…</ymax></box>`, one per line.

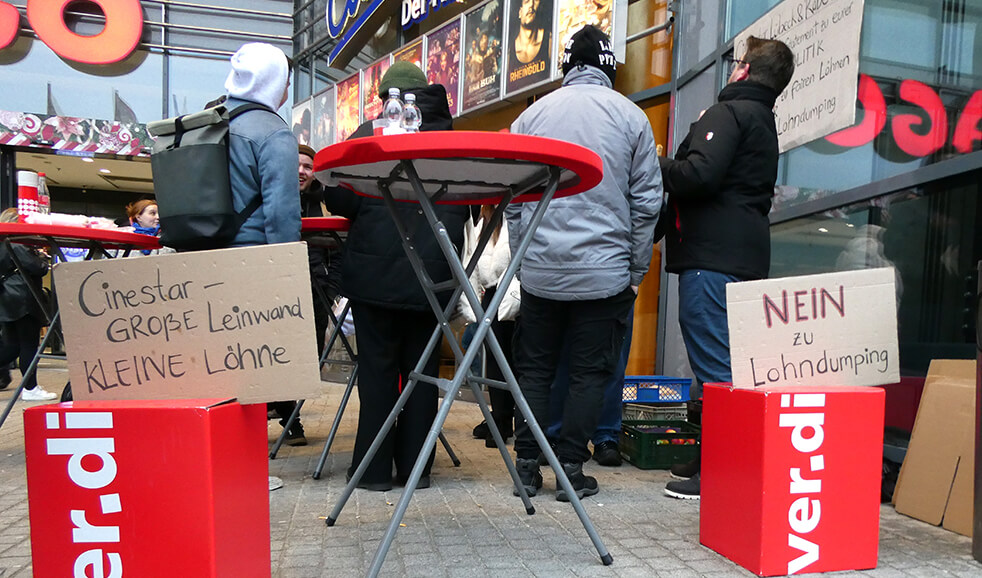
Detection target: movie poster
<box><xmin>394</xmin><ymin>39</ymin><xmax>424</xmax><ymax>71</ymax></box>
<box><xmin>336</xmin><ymin>73</ymin><xmax>360</xmax><ymax>142</ymax></box>
<box><xmin>462</xmin><ymin>0</ymin><xmax>503</xmax><ymax>111</ymax></box>
<box><xmin>362</xmin><ymin>57</ymin><xmax>391</xmax><ymax>122</ymax></box>
<box><xmin>556</xmin><ymin>0</ymin><xmax>613</xmax><ymax>73</ymax></box>
<box><xmin>310</xmin><ymin>86</ymin><xmax>335</xmax><ymax>152</ymax></box>
<box><xmin>291</xmin><ymin>99</ymin><xmax>312</xmax><ymax>146</ymax></box>
<box><xmin>505</xmin><ymin>0</ymin><xmax>554</xmax><ymax>95</ymax></box>
<box><xmin>425</xmin><ymin>18</ymin><xmax>461</xmax><ymax>116</ymax></box>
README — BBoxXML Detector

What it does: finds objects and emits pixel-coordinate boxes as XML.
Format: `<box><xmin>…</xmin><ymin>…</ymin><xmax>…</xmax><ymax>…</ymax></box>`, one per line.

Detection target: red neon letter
<box><xmin>0</xmin><ymin>2</ymin><xmax>18</xmax><ymax>50</ymax></box>
<box><xmin>825</xmin><ymin>74</ymin><xmax>887</xmax><ymax>147</ymax></box>
<box><xmin>27</xmin><ymin>0</ymin><xmax>142</xmax><ymax>65</ymax></box>
<box><xmin>891</xmin><ymin>79</ymin><xmax>948</xmax><ymax>158</ymax></box>
<box><xmin>952</xmin><ymin>90</ymin><xmax>982</xmax><ymax>154</ymax></box>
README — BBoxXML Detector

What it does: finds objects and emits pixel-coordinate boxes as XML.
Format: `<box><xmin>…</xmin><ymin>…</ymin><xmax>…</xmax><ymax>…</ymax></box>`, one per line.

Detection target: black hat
<box><xmin>561</xmin><ymin>25</ymin><xmax>616</xmax><ymax>84</ymax></box>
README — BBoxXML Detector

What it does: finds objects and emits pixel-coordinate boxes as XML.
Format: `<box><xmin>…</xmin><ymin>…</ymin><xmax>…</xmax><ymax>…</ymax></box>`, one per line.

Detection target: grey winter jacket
<box><xmin>506</xmin><ymin>66</ymin><xmax>663</xmax><ymax>300</ymax></box>
<box><xmin>225</xmin><ymin>96</ymin><xmax>301</xmax><ymax>247</ymax></box>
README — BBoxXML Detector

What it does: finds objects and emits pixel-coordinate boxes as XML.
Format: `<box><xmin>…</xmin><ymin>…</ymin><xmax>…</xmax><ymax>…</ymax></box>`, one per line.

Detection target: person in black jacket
<box><xmin>0</xmin><ymin>208</ymin><xmax>58</xmax><ymax>401</ymax></box>
<box><xmin>659</xmin><ymin>36</ymin><xmax>793</xmax><ymax>499</ymax></box>
<box><xmin>323</xmin><ymin>62</ymin><xmax>468</xmax><ymax>491</ymax></box>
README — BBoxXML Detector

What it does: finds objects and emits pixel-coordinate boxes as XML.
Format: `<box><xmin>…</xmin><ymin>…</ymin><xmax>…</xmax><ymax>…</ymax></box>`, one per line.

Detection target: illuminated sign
<box><xmin>0</xmin><ymin>0</ymin><xmax>143</xmax><ymax>65</ymax></box>
<box><xmin>326</xmin><ymin>0</ymin><xmax>386</xmax><ymax>64</ymax></box>
<box><xmin>826</xmin><ymin>73</ymin><xmax>981</xmax><ymax>157</ymax></box>
<box><xmin>402</xmin><ymin>0</ymin><xmax>456</xmax><ymax>29</ymax></box>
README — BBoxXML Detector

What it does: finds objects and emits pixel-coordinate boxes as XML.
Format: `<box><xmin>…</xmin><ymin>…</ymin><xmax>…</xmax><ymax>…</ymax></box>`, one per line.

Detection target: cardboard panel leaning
<box><xmin>727</xmin><ymin>267</ymin><xmax>900</xmax><ymax>388</ymax></box>
<box><xmin>54</xmin><ymin>243</ymin><xmax>323</xmax><ymax>404</ymax></box>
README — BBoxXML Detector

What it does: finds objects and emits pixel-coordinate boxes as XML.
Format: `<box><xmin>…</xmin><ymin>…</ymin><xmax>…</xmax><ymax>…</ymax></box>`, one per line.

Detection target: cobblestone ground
<box><xmin>0</xmin><ymin>360</ymin><xmax>978</xmax><ymax>577</ymax></box>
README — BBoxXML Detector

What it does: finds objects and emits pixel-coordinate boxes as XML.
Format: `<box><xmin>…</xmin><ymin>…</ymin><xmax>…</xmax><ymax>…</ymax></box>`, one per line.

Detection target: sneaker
<box><xmin>555</xmin><ymin>462</ymin><xmax>599</xmax><ymax>502</ymax></box>
<box><xmin>592</xmin><ymin>441</ymin><xmax>622</xmax><ymax>467</ymax></box>
<box><xmin>285</xmin><ymin>423</ymin><xmax>308</xmax><ymax>446</ymax></box>
<box><xmin>669</xmin><ymin>455</ymin><xmax>700</xmax><ymax>480</ymax></box>
<box><xmin>664</xmin><ymin>472</ymin><xmax>700</xmax><ymax>499</ymax></box>
<box><xmin>472</xmin><ymin>420</ymin><xmax>490</xmax><ymax>439</ymax></box>
<box><xmin>513</xmin><ymin>458</ymin><xmax>543</xmax><ymax>497</ymax></box>
<box><xmin>21</xmin><ymin>386</ymin><xmax>59</xmax><ymax>402</ymax></box>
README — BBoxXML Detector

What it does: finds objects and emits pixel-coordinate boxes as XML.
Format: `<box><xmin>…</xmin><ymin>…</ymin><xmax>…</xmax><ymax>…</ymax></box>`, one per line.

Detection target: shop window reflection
<box><xmin>771</xmin><ymin>172</ymin><xmax>981</xmax><ymax>374</ymax></box>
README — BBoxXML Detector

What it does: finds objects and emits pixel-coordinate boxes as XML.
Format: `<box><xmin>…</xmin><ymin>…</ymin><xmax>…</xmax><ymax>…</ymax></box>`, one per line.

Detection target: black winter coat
<box><xmin>659</xmin><ymin>80</ymin><xmax>779</xmax><ymax>280</ymax></box>
<box><xmin>323</xmin><ymin>84</ymin><xmax>469</xmax><ymax>310</ymax></box>
<box><xmin>302</xmin><ymin>181</ymin><xmax>341</xmax><ymax>300</ymax></box>
<box><xmin>0</xmin><ymin>244</ymin><xmax>49</xmax><ymax>323</ymax></box>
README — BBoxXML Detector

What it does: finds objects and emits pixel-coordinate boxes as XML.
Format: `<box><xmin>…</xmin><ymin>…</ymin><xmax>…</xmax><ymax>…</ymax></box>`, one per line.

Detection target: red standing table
<box><xmin>314</xmin><ymin>131</ymin><xmax>607</xmax><ymax>576</ymax></box>
<box><xmin>0</xmin><ymin>223</ymin><xmax>160</xmax><ymax>428</ymax></box>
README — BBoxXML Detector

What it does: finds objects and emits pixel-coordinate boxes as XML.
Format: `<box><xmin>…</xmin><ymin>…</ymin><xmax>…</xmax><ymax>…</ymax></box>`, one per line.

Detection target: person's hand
<box><xmin>631</xmin><ymin>285</ymin><xmax>638</xmax><ymax>295</ymax></box>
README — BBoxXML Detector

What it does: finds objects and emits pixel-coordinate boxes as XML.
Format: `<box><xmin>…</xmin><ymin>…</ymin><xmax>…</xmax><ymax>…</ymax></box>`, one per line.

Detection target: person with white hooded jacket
<box><xmin>458</xmin><ymin>205</ymin><xmax>521</xmax><ymax>447</ymax></box>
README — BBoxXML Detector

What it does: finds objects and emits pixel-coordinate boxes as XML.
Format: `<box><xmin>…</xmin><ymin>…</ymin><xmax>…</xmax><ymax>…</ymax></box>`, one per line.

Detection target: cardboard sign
<box><xmin>734</xmin><ymin>0</ymin><xmax>865</xmax><ymax>153</ymax></box>
<box><xmin>727</xmin><ymin>267</ymin><xmax>899</xmax><ymax>388</ymax></box>
<box><xmin>54</xmin><ymin>243</ymin><xmax>322</xmax><ymax>404</ymax></box>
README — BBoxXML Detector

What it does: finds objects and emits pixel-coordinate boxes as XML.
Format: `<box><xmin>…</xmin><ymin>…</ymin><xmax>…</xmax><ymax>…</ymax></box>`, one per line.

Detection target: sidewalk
<box><xmin>0</xmin><ymin>360</ymin><xmax>977</xmax><ymax>577</ymax></box>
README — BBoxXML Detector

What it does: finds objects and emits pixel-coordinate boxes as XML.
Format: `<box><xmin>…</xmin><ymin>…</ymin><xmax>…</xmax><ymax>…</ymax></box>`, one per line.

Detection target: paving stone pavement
<box><xmin>0</xmin><ymin>360</ymin><xmax>978</xmax><ymax>577</ymax></box>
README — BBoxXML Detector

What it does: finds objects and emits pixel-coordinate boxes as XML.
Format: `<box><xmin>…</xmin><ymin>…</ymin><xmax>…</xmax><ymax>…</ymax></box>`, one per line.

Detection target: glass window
<box><xmin>678</xmin><ymin>0</ymin><xmax>719</xmax><ymax>74</ymax></box>
<box><xmin>672</xmin><ymin>64</ymin><xmax>716</xmax><ymax>152</ymax></box>
<box><xmin>167</xmin><ymin>54</ymin><xmax>231</xmax><ymax>117</ymax></box>
<box><xmin>725</xmin><ymin>0</ymin><xmax>781</xmax><ymax>41</ymax></box>
<box><xmin>770</xmin><ymin>170</ymin><xmax>982</xmax><ymax>375</ymax></box>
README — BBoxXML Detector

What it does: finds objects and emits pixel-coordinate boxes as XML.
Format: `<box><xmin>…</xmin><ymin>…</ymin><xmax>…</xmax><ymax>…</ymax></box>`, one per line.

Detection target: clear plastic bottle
<box><xmin>37</xmin><ymin>172</ymin><xmax>50</xmax><ymax>215</ymax></box>
<box><xmin>401</xmin><ymin>93</ymin><xmax>422</xmax><ymax>133</ymax></box>
<box><xmin>383</xmin><ymin>88</ymin><xmax>403</xmax><ymax>129</ymax></box>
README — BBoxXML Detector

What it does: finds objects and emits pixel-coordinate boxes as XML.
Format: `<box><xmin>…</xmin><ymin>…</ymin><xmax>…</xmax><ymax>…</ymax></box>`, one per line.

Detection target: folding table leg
<box><xmin>437</xmin><ymin>432</ymin><xmax>460</xmax><ymax>467</ymax></box>
<box><xmin>269</xmin><ymin>400</ymin><xmax>305</xmax><ymax>459</ymax></box>
<box><xmin>312</xmin><ymin>363</ymin><xmax>358</xmax><ymax>480</ymax></box>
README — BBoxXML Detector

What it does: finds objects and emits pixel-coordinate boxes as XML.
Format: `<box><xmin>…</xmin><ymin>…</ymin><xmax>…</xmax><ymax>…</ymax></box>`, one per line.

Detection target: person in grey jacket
<box><xmin>506</xmin><ymin>25</ymin><xmax>663</xmax><ymax>501</ymax></box>
<box><xmin>224</xmin><ymin>42</ymin><xmax>302</xmax><ymax>247</ymax></box>
<box><xmin>222</xmin><ymin>43</ymin><xmax>304</xmax><ymax>445</ymax></box>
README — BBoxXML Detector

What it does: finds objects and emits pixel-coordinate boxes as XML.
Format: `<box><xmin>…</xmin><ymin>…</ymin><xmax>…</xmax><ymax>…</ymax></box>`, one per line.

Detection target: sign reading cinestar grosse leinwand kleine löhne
<box><xmin>54</xmin><ymin>243</ymin><xmax>323</xmax><ymax>404</ymax></box>
<box><xmin>727</xmin><ymin>267</ymin><xmax>899</xmax><ymax>388</ymax></box>
<box><xmin>734</xmin><ymin>0</ymin><xmax>866</xmax><ymax>153</ymax></box>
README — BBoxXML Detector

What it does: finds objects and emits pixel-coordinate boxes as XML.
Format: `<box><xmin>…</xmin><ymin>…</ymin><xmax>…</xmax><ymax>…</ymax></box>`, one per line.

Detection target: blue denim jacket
<box><xmin>226</xmin><ymin>97</ymin><xmax>301</xmax><ymax>246</ymax></box>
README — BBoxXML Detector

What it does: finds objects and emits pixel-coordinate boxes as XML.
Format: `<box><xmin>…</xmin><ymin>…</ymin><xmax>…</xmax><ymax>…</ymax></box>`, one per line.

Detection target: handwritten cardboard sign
<box><xmin>54</xmin><ymin>243</ymin><xmax>323</xmax><ymax>404</ymax></box>
<box><xmin>734</xmin><ymin>0</ymin><xmax>866</xmax><ymax>152</ymax></box>
<box><xmin>727</xmin><ymin>267</ymin><xmax>899</xmax><ymax>388</ymax></box>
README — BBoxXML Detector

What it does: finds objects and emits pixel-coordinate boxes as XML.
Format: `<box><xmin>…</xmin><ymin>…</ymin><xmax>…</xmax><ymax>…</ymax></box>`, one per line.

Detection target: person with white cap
<box><xmin>223</xmin><ymin>43</ymin><xmax>304</xmax><ymax>446</ymax></box>
<box><xmin>223</xmin><ymin>42</ymin><xmax>301</xmax><ymax>248</ymax></box>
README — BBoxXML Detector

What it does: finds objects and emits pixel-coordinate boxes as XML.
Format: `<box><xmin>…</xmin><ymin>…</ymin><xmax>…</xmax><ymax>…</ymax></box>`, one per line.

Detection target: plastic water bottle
<box><xmin>401</xmin><ymin>93</ymin><xmax>422</xmax><ymax>133</ymax></box>
<box><xmin>383</xmin><ymin>88</ymin><xmax>403</xmax><ymax>129</ymax></box>
<box><xmin>37</xmin><ymin>172</ymin><xmax>50</xmax><ymax>215</ymax></box>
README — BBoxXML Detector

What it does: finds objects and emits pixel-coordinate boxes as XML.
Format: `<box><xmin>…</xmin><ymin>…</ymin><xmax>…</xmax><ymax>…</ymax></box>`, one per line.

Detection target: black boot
<box><xmin>513</xmin><ymin>458</ymin><xmax>543</xmax><ymax>497</ymax></box>
<box><xmin>285</xmin><ymin>422</ymin><xmax>308</xmax><ymax>446</ymax></box>
<box><xmin>555</xmin><ymin>462</ymin><xmax>599</xmax><ymax>502</ymax></box>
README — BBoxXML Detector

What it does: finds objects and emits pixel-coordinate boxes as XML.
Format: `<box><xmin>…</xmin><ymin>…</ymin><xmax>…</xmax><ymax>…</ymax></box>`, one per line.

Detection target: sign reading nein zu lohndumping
<box><xmin>727</xmin><ymin>267</ymin><xmax>900</xmax><ymax>388</ymax></box>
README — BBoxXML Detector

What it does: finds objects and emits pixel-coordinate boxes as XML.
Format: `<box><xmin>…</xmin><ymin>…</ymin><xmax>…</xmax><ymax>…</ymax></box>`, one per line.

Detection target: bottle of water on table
<box><xmin>383</xmin><ymin>88</ymin><xmax>403</xmax><ymax>130</ymax></box>
<box><xmin>402</xmin><ymin>93</ymin><xmax>422</xmax><ymax>133</ymax></box>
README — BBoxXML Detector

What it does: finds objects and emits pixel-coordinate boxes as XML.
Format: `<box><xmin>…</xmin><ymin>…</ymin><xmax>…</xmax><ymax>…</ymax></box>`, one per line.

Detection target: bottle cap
<box><xmin>388</xmin><ymin>87</ymin><xmax>401</xmax><ymax>97</ymax></box>
<box><xmin>405</xmin><ymin>93</ymin><xmax>416</xmax><ymax>102</ymax></box>
<box><xmin>38</xmin><ymin>172</ymin><xmax>46</xmax><ymax>177</ymax></box>
<box><xmin>17</xmin><ymin>171</ymin><xmax>38</xmax><ymax>188</ymax></box>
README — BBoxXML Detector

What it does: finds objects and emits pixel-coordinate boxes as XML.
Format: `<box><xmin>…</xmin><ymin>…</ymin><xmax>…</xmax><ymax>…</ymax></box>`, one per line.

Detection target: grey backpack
<box><xmin>147</xmin><ymin>103</ymin><xmax>270</xmax><ymax>251</ymax></box>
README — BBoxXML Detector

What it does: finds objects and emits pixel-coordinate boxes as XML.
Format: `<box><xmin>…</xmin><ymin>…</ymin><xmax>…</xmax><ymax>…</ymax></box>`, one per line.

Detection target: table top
<box><xmin>301</xmin><ymin>217</ymin><xmax>351</xmax><ymax>233</ymax></box>
<box><xmin>313</xmin><ymin>131</ymin><xmax>603</xmax><ymax>205</ymax></box>
<box><xmin>0</xmin><ymin>223</ymin><xmax>162</xmax><ymax>251</ymax></box>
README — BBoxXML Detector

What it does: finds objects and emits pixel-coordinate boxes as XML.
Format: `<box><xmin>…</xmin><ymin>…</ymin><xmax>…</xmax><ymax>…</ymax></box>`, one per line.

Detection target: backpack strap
<box><xmin>227</xmin><ymin>102</ymin><xmax>278</xmax><ymax>226</ymax></box>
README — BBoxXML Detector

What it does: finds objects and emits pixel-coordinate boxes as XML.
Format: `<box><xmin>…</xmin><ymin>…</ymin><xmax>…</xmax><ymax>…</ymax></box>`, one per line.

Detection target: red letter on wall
<box><xmin>825</xmin><ymin>74</ymin><xmax>887</xmax><ymax>148</ymax></box>
<box><xmin>891</xmin><ymin>79</ymin><xmax>948</xmax><ymax>158</ymax></box>
<box><xmin>27</xmin><ymin>0</ymin><xmax>142</xmax><ymax>65</ymax></box>
<box><xmin>0</xmin><ymin>2</ymin><xmax>19</xmax><ymax>51</ymax></box>
<box><xmin>952</xmin><ymin>90</ymin><xmax>982</xmax><ymax>154</ymax></box>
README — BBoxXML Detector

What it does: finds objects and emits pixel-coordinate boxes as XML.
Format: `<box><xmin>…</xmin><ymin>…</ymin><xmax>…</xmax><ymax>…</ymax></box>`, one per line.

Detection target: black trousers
<box><xmin>513</xmin><ymin>287</ymin><xmax>634</xmax><ymax>464</ymax></box>
<box><xmin>0</xmin><ymin>317</ymin><xmax>42</xmax><ymax>390</ymax></box>
<box><xmin>349</xmin><ymin>303</ymin><xmax>439</xmax><ymax>484</ymax></box>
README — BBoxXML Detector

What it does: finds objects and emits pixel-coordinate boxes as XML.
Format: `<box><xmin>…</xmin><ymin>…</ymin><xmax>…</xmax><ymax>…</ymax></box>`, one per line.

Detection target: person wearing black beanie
<box><xmin>506</xmin><ymin>25</ymin><xmax>663</xmax><ymax>501</ymax></box>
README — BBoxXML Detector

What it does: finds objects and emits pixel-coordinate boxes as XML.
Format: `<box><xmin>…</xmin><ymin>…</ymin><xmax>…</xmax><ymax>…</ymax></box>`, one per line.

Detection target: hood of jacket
<box><xmin>224</xmin><ymin>43</ymin><xmax>289</xmax><ymax>111</ymax></box>
<box><xmin>562</xmin><ymin>65</ymin><xmax>613</xmax><ymax>89</ymax></box>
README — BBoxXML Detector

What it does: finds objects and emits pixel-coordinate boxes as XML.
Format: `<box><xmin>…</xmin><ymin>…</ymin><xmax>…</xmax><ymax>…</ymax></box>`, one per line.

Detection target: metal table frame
<box><xmin>314</xmin><ymin>132</ymin><xmax>611</xmax><ymax>577</ymax></box>
<box><xmin>0</xmin><ymin>224</ymin><xmax>160</xmax><ymax>429</ymax></box>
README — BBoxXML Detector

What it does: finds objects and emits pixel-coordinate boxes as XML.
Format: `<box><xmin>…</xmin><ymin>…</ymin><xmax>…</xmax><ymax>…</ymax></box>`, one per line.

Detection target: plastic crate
<box><xmin>619</xmin><ymin>420</ymin><xmax>700</xmax><ymax>470</ymax></box>
<box><xmin>622</xmin><ymin>402</ymin><xmax>687</xmax><ymax>422</ymax></box>
<box><xmin>622</xmin><ymin>376</ymin><xmax>692</xmax><ymax>403</ymax></box>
